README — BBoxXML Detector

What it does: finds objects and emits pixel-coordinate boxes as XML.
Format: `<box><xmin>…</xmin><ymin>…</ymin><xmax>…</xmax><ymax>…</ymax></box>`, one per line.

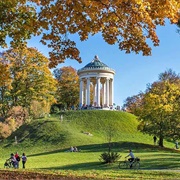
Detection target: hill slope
<box><xmin>0</xmin><ymin>110</ymin><xmax>173</xmax><ymax>156</ymax></box>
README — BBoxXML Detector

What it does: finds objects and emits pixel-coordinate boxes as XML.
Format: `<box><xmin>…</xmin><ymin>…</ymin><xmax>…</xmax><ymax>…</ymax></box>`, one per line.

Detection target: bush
<box><xmin>30</xmin><ymin>100</ymin><xmax>51</xmax><ymax>118</ymax></box>
<box><xmin>100</xmin><ymin>151</ymin><xmax>120</xmax><ymax>164</ymax></box>
<box><xmin>0</xmin><ymin>122</ymin><xmax>12</xmax><ymax>139</ymax></box>
<box><xmin>0</xmin><ymin>106</ymin><xmax>30</xmax><ymax>139</ymax></box>
<box><xmin>7</xmin><ymin>106</ymin><xmax>29</xmax><ymax>127</ymax></box>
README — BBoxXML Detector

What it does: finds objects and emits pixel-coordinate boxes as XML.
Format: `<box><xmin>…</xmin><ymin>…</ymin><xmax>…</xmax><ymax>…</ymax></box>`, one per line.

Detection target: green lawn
<box><xmin>0</xmin><ymin>110</ymin><xmax>179</xmax><ymax>179</ymax></box>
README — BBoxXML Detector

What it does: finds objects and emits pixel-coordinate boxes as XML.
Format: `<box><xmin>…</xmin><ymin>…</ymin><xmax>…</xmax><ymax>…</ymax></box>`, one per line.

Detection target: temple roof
<box><xmin>78</xmin><ymin>55</ymin><xmax>115</xmax><ymax>73</ymax></box>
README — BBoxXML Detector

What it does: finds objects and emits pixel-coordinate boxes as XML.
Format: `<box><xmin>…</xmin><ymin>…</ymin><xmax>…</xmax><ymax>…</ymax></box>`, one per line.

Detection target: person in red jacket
<box><xmin>14</xmin><ymin>152</ymin><xmax>20</xmax><ymax>168</ymax></box>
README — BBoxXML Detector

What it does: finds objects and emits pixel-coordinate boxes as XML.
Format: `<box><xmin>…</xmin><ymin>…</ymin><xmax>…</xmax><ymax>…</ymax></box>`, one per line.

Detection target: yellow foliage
<box><xmin>0</xmin><ymin>0</ymin><xmax>180</xmax><ymax>67</ymax></box>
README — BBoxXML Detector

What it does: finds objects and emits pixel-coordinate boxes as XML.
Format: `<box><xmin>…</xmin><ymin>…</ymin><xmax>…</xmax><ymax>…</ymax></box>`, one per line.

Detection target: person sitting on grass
<box><xmin>125</xmin><ymin>149</ymin><xmax>135</xmax><ymax>168</ymax></box>
<box><xmin>70</xmin><ymin>146</ymin><xmax>74</xmax><ymax>152</ymax></box>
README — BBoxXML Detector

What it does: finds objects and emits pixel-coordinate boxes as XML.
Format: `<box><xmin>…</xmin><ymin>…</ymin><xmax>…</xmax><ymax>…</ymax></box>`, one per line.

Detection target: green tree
<box><xmin>99</xmin><ymin>118</ymin><xmax>120</xmax><ymax>164</ymax></box>
<box><xmin>0</xmin><ymin>47</ymin><xmax>57</xmax><ymax>116</ymax></box>
<box><xmin>53</xmin><ymin>66</ymin><xmax>79</xmax><ymax>110</ymax></box>
<box><xmin>138</xmin><ymin>70</ymin><xmax>180</xmax><ymax>147</ymax></box>
<box><xmin>0</xmin><ymin>1</ymin><xmax>179</xmax><ymax>67</ymax></box>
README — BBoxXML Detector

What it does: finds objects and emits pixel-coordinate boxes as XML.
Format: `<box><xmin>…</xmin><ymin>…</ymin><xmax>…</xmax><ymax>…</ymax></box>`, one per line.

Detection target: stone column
<box><xmin>85</xmin><ymin>81</ymin><xmax>87</xmax><ymax>105</ymax></box>
<box><xmin>109</xmin><ymin>79</ymin><xmax>112</xmax><ymax>106</ymax></box>
<box><xmin>96</xmin><ymin>77</ymin><xmax>100</xmax><ymax>107</ymax></box>
<box><xmin>86</xmin><ymin>78</ymin><xmax>91</xmax><ymax>106</ymax></box>
<box><xmin>111</xmin><ymin>79</ymin><xmax>114</xmax><ymax>106</ymax></box>
<box><xmin>102</xmin><ymin>81</ymin><xmax>106</xmax><ymax>107</ymax></box>
<box><xmin>106</xmin><ymin>78</ymin><xmax>109</xmax><ymax>107</ymax></box>
<box><xmin>79</xmin><ymin>79</ymin><xmax>84</xmax><ymax>107</ymax></box>
<box><xmin>93</xmin><ymin>82</ymin><xmax>96</xmax><ymax>106</ymax></box>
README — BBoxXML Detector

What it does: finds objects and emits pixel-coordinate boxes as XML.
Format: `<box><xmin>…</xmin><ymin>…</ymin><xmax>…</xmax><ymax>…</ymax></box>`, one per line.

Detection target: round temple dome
<box><xmin>78</xmin><ymin>55</ymin><xmax>115</xmax><ymax>73</ymax></box>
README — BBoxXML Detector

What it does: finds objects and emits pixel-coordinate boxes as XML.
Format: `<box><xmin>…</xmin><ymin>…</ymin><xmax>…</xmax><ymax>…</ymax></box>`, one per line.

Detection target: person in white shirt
<box><xmin>22</xmin><ymin>153</ymin><xmax>27</xmax><ymax>168</ymax></box>
<box><xmin>125</xmin><ymin>149</ymin><xmax>135</xmax><ymax>168</ymax></box>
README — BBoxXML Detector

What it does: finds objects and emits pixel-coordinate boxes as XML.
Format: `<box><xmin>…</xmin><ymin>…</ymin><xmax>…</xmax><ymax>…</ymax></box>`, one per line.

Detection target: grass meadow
<box><xmin>0</xmin><ymin>110</ymin><xmax>179</xmax><ymax>179</ymax></box>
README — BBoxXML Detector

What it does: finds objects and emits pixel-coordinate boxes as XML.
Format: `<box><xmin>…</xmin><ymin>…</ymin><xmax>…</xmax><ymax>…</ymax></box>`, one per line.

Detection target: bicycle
<box><xmin>118</xmin><ymin>157</ymin><xmax>140</xmax><ymax>169</ymax></box>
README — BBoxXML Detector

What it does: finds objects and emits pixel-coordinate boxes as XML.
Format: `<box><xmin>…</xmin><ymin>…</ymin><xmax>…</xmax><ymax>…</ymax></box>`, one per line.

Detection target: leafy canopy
<box><xmin>53</xmin><ymin>66</ymin><xmax>79</xmax><ymax>109</ymax></box>
<box><xmin>0</xmin><ymin>46</ymin><xmax>57</xmax><ymax>116</ymax></box>
<box><xmin>0</xmin><ymin>0</ymin><xmax>180</xmax><ymax>67</ymax></box>
<box><xmin>137</xmin><ymin>70</ymin><xmax>180</xmax><ymax>147</ymax></box>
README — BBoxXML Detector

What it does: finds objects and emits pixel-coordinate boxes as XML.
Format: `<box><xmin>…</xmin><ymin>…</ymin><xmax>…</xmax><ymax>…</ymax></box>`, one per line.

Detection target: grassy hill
<box><xmin>0</xmin><ymin>110</ymin><xmax>179</xmax><ymax>179</ymax></box>
<box><xmin>0</xmin><ymin>110</ymin><xmax>174</xmax><ymax>156</ymax></box>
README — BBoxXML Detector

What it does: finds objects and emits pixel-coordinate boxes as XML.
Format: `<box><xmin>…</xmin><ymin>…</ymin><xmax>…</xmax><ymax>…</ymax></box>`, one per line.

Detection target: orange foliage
<box><xmin>6</xmin><ymin>106</ymin><xmax>29</xmax><ymax>128</ymax></box>
<box><xmin>0</xmin><ymin>1</ymin><xmax>179</xmax><ymax>67</ymax></box>
<box><xmin>0</xmin><ymin>122</ymin><xmax>12</xmax><ymax>139</ymax></box>
<box><xmin>54</xmin><ymin>66</ymin><xmax>79</xmax><ymax>109</ymax></box>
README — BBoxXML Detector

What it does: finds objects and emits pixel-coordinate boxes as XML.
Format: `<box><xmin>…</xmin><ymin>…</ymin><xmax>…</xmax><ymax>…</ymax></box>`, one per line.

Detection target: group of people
<box><xmin>4</xmin><ymin>152</ymin><xmax>27</xmax><ymax>169</ymax></box>
<box><xmin>70</xmin><ymin>146</ymin><xmax>80</xmax><ymax>152</ymax></box>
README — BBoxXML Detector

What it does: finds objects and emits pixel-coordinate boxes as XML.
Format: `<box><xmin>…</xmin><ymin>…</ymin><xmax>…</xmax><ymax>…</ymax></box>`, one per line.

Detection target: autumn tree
<box><xmin>0</xmin><ymin>1</ymin><xmax>180</xmax><ymax>67</ymax></box>
<box><xmin>0</xmin><ymin>58</ymin><xmax>12</xmax><ymax>116</ymax></box>
<box><xmin>137</xmin><ymin>70</ymin><xmax>180</xmax><ymax>147</ymax></box>
<box><xmin>53</xmin><ymin>66</ymin><xmax>79</xmax><ymax>109</ymax></box>
<box><xmin>122</xmin><ymin>93</ymin><xmax>144</xmax><ymax>115</ymax></box>
<box><xmin>0</xmin><ymin>47</ymin><xmax>57</xmax><ymax>117</ymax></box>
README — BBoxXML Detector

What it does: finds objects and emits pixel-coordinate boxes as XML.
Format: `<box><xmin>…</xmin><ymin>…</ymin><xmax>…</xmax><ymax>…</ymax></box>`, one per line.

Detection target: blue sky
<box><xmin>2</xmin><ymin>21</ymin><xmax>180</xmax><ymax>107</ymax></box>
<box><xmin>46</xmin><ymin>21</ymin><xmax>179</xmax><ymax>107</ymax></box>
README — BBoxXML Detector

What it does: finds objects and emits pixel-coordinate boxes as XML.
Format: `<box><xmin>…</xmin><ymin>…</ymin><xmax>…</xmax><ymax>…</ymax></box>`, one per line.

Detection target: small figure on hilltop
<box><xmin>22</xmin><ymin>153</ymin><xmax>27</xmax><ymax>169</ymax></box>
<box><xmin>153</xmin><ymin>136</ymin><xmax>157</xmax><ymax>145</ymax></box>
<box><xmin>125</xmin><ymin>149</ymin><xmax>135</xmax><ymax>168</ymax></box>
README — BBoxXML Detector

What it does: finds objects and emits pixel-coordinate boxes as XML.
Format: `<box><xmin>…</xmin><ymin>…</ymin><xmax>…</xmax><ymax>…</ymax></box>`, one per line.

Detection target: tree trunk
<box><xmin>159</xmin><ymin>136</ymin><xmax>164</xmax><ymax>147</ymax></box>
<box><xmin>108</xmin><ymin>142</ymin><xmax>111</xmax><ymax>153</ymax></box>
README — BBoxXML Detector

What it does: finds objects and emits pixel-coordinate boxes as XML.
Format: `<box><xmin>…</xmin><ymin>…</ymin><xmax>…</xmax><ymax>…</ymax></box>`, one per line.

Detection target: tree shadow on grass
<box><xmin>27</xmin><ymin>141</ymin><xmax>180</xmax><ymax>171</ymax></box>
<box><xmin>37</xmin><ymin>154</ymin><xmax>180</xmax><ymax>171</ymax></box>
<box><xmin>140</xmin><ymin>156</ymin><xmax>180</xmax><ymax>170</ymax></box>
<box><xmin>39</xmin><ymin>161</ymin><xmax>118</xmax><ymax>171</ymax></box>
<box><xmin>28</xmin><ymin>141</ymin><xmax>179</xmax><ymax>158</ymax></box>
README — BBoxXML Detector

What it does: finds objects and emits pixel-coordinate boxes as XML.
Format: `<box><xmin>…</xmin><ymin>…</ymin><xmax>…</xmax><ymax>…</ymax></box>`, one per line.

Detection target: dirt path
<box><xmin>0</xmin><ymin>170</ymin><xmax>95</xmax><ymax>180</ymax></box>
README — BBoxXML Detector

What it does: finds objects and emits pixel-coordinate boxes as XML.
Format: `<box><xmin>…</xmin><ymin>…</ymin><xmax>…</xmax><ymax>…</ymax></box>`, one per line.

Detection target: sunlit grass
<box><xmin>0</xmin><ymin>110</ymin><xmax>179</xmax><ymax>179</ymax></box>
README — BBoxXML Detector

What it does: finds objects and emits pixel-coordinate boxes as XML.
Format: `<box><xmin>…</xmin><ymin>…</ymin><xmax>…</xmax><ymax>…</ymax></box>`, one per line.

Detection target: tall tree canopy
<box><xmin>53</xmin><ymin>66</ymin><xmax>79</xmax><ymax>109</ymax></box>
<box><xmin>0</xmin><ymin>0</ymin><xmax>180</xmax><ymax>67</ymax></box>
<box><xmin>137</xmin><ymin>70</ymin><xmax>180</xmax><ymax>147</ymax></box>
<box><xmin>0</xmin><ymin>47</ymin><xmax>57</xmax><ymax>117</ymax></box>
<box><xmin>122</xmin><ymin>93</ymin><xmax>144</xmax><ymax>115</ymax></box>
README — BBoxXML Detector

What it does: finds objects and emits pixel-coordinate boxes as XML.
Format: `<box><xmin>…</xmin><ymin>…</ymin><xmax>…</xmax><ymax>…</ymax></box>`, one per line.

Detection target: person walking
<box><xmin>22</xmin><ymin>153</ymin><xmax>27</xmax><ymax>169</ymax></box>
<box><xmin>153</xmin><ymin>136</ymin><xmax>157</xmax><ymax>145</ymax></box>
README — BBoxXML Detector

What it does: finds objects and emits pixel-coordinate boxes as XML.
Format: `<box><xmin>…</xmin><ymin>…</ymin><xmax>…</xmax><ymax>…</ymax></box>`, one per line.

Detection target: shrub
<box><xmin>0</xmin><ymin>106</ymin><xmax>30</xmax><ymax>139</ymax></box>
<box><xmin>100</xmin><ymin>151</ymin><xmax>120</xmax><ymax>164</ymax></box>
<box><xmin>6</xmin><ymin>106</ymin><xmax>29</xmax><ymax>127</ymax></box>
<box><xmin>50</xmin><ymin>105</ymin><xmax>60</xmax><ymax>114</ymax></box>
<box><xmin>0</xmin><ymin>122</ymin><xmax>11</xmax><ymax>139</ymax></box>
<box><xmin>30</xmin><ymin>100</ymin><xmax>51</xmax><ymax>118</ymax></box>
